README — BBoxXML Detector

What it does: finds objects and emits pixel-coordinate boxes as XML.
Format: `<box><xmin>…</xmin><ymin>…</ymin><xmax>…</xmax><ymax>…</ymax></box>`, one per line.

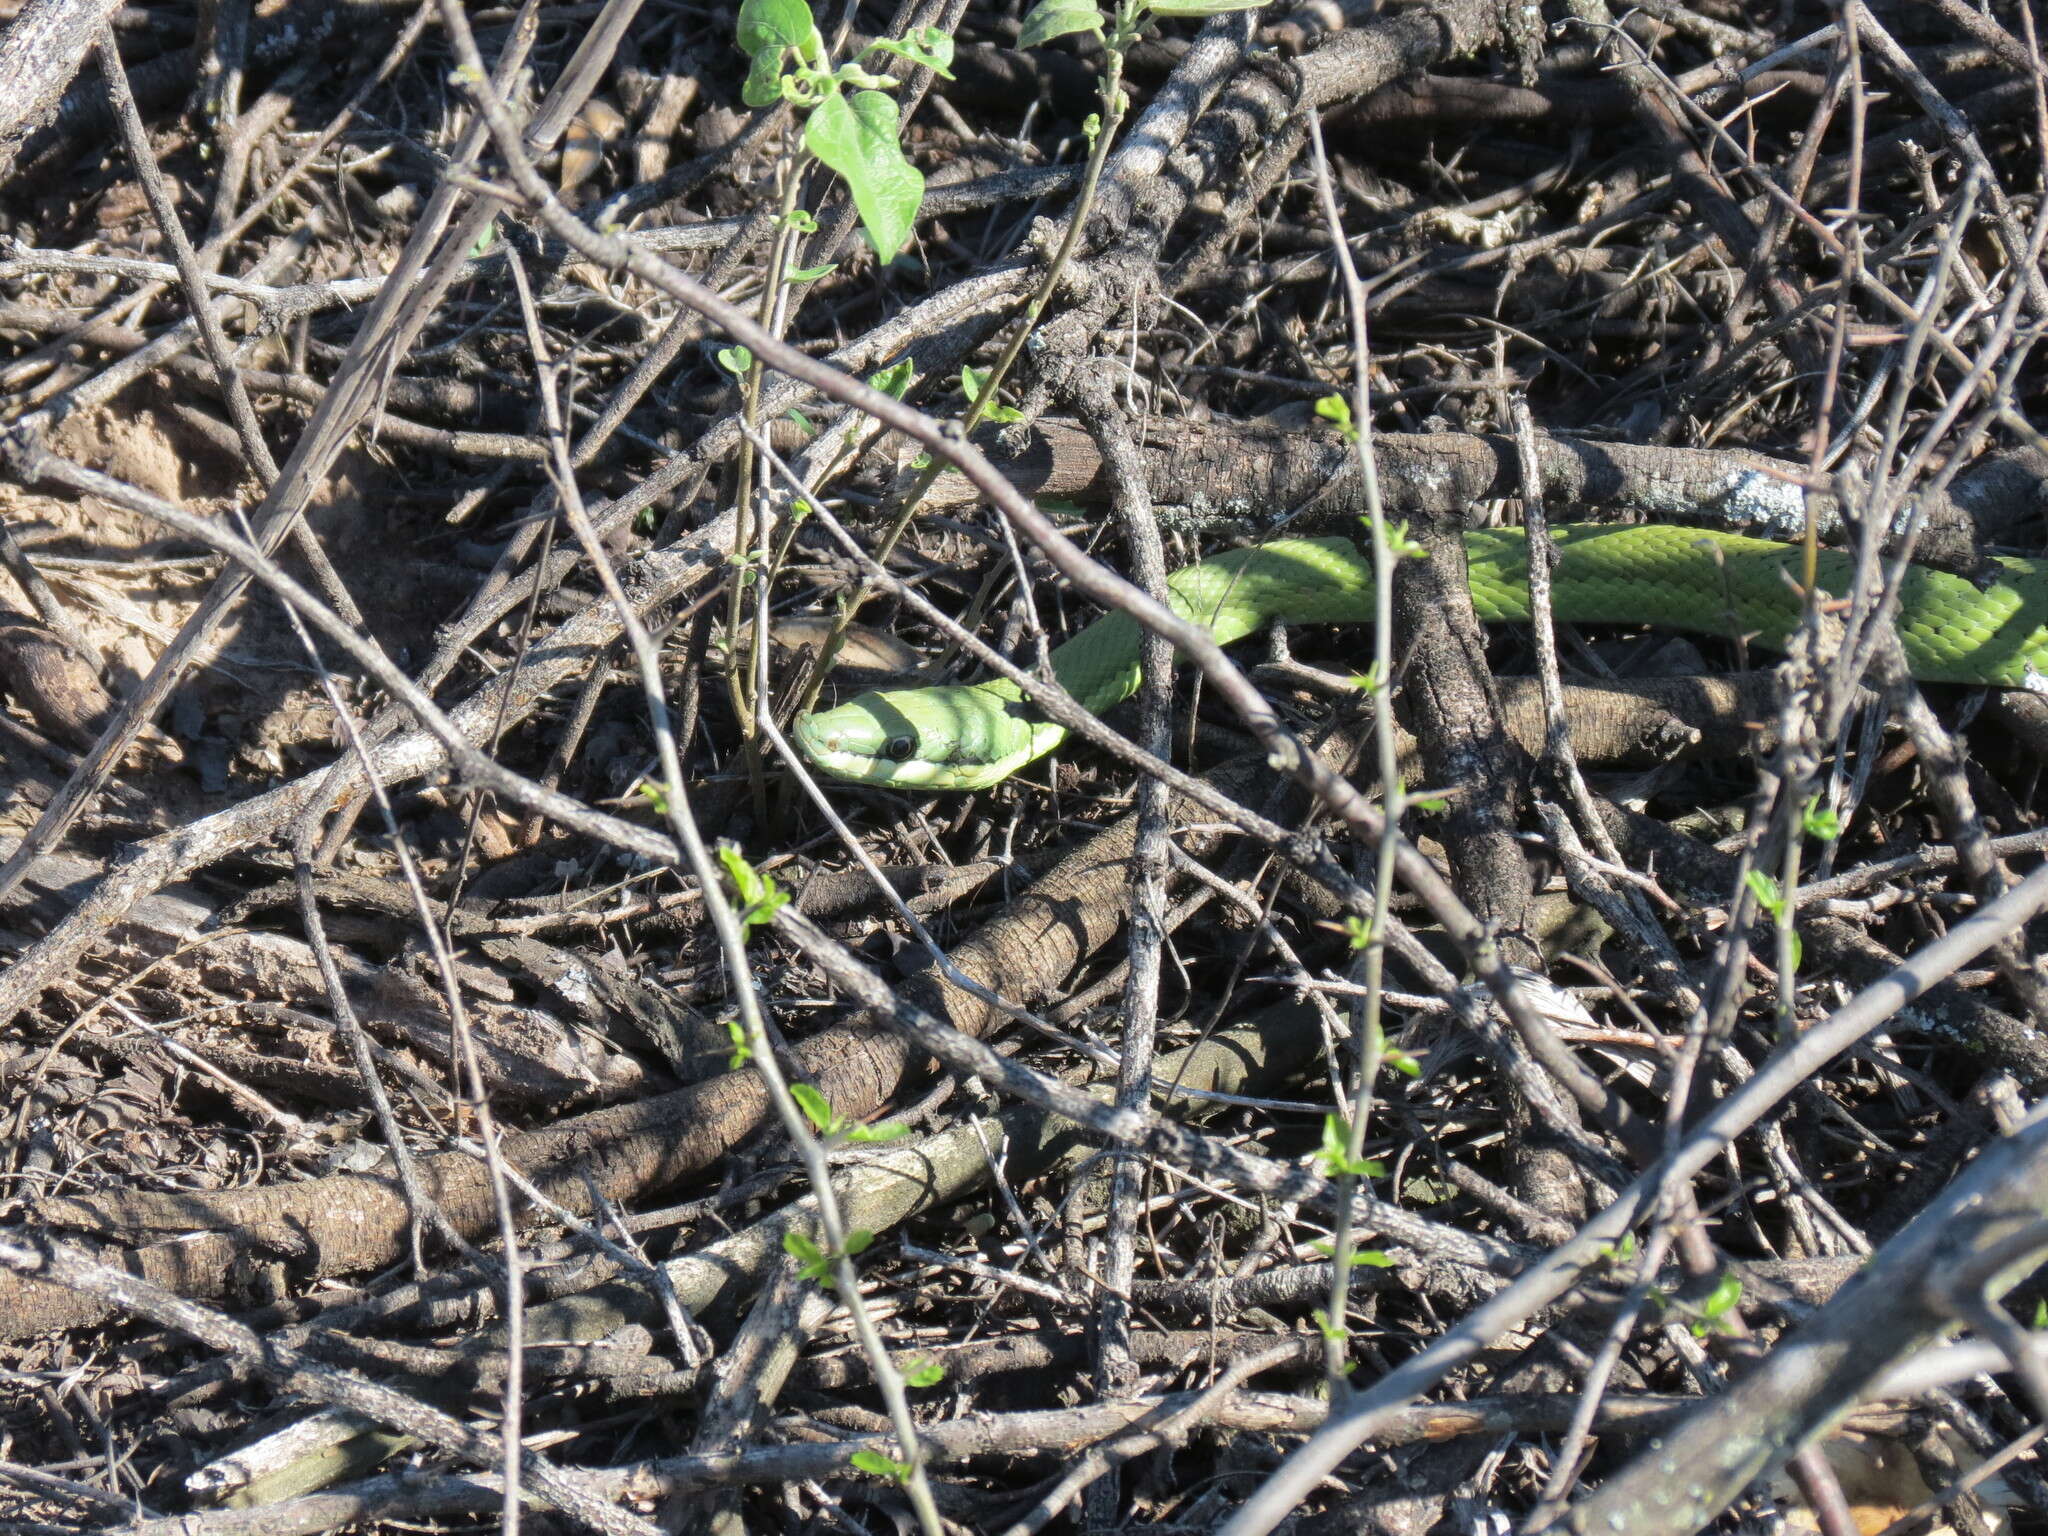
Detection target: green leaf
<box><xmin>1319</xmin><ymin>1113</ymin><xmax>1350</xmax><ymax>1175</ymax></box>
<box><xmin>1339</xmin><ymin>913</ymin><xmax>1372</xmax><ymax>951</ymax></box>
<box><xmin>716</xmin><ymin>344</ymin><xmax>754</xmax><ymax>376</ymax></box>
<box><xmin>960</xmin><ymin>365</ymin><xmax>1023</xmax><ymax>423</ymax></box>
<box><xmin>784</xmin><ymin>407</ymin><xmax>817</xmax><ymax>434</ymax></box>
<box><xmin>784</xmin><ymin>1230</ymin><xmax>831</xmax><ymax>1283</ymax></box>
<box><xmin>1802</xmin><ymin>794</ymin><xmax>1842</xmax><ymax>841</ymax></box>
<box><xmin>1385</xmin><ymin>519</ymin><xmax>1429</xmax><ymax>561</ymax></box>
<box><xmin>903</xmin><ymin>1356</ymin><xmax>945</xmax><ymax>1388</ymax></box>
<box><xmin>1701</xmin><ymin>1271</ymin><xmax>1743</xmax><ymax>1320</ymax></box>
<box><xmin>850</xmin><ymin>1449</ymin><xmax>912</xmax><ymax>1482</ymax></box>
<box><xmin>1308</xmin><ymin>1241</ymin><xmax>1395</xmax><ymax>1268</ymax></box>
<box><xmin>844</xmin><ymin>1228</ymin><xmax>874</xmax><ymax>1256</ymax></box>
<box><xmin>1745</xmin><ymin>868</ymin><xmax>1785</xmax><ymax>921</ymax></box>
<box><xmin>737</xmin><ymin>0</ymin><xmax>815</xmax><ymax>55</ymax></box>
<box><xmin>867</xmin><ymin>357</ymin><xmax>917</xmax><ymax>399</ymax></box>
<box><xmin>1315</xmin><ymin>393</ymin><xmax>1355</xmax><ymax>437</ymax></box>
<box><xmin>718</xmin><ymin>843</ymin><xmax>762</xmax><ymax>905</ymax></box>
<box><xmin>742</xmin><ymin>46</ymin><xmax>788</xmax><ymax>107</ymax></box>
<box><xmin>1411</xmin><ymin>794</ymin><xmax>1449</xmax><ymax>814</ymax></box>
<box><xmin>804</xmin><ymin>90</ymin><xmax>924</xmax><ymax>261</ymax></box>
<box><xmin>783</xmin><ymin>207</ymin><xmax>819</xmax><ymax>233</ymax></box>
<box><xmin>865</xmin><ymin>26</ymin><xmax>956</xmax><ymax>77</ymax></box>
<box><xmin>1317</xmin><ymin>1114</ymin><xmax>1380</xmax><ymax>1179</ymax></box>
<box><xmin>725</xmin><ymin>1018</ymin><xmax>753</xmax><ymax>1069</ymax></box>
<box><xmin>1598</xmin><ymin>1233</ymin><xmax>1638</xmax><ymax>1264</ymax></box>
<box><xmin>635</xmin><ymin>779</ymin><xmax>670</xmax><ymax>816</ymax></box>
<box><xmin>846</xmin><ymin>1119</ymin><xmax>910</xmax><ymax>1143</ymax></box>
<box><xmin>717</xmin><ymin>843</ymin><xmax>789</xmax><ymax>937</ymax></box>
<box><xmin>1146</xmin><ymin>0</ymin><xmax>1270</xmax><ymax>13</ymax></box>
<box><xmin>790</xmin><ymin>1081</ymin><xmax>836</xmax><ymax>1135</ymax></box>
<box><xmin>1310</xmin><ymin>1307</ymin><xmax>1350</xmax><ymax>1346</ymax></box>
<box><xmin>1018</xmin><ymin>0</ymin><xmax>1105</xmax><ymax>48</ymax></box>
<box><xmin>786</xmin><ymin>260</ymin><xmax>838</xmax><ymax>282</ymax></box>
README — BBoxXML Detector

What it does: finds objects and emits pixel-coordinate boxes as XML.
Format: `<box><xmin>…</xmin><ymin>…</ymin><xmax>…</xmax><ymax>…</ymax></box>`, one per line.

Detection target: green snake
<box><xmin>793</xmin><ymin>524</ymin><xmax>2048</xmax><ymax>790</ymax></box>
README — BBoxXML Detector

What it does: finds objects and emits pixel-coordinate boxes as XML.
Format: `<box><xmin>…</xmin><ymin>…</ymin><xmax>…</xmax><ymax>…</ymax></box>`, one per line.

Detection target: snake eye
<box><xmin>884</xmin><ymin>735</ymin><xmax>916</xmax><ymax>763</ymax></box>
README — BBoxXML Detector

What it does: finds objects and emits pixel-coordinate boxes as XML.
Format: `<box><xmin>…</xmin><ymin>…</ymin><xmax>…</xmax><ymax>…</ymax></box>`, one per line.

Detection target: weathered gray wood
<box><xmin>0</xmin><ymin>0</ymin><xmax>126</xmax><ymax>177</ymax></box>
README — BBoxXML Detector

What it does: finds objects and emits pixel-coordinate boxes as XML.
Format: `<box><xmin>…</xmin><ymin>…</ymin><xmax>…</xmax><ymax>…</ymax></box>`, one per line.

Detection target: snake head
<box><xmin>794</xmin><ymin>686</ymin><xmax>1054</xmax><ymax>790</ymax></box>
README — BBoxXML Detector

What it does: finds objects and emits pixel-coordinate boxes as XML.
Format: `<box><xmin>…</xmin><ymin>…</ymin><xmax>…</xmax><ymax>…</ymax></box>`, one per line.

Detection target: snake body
<box><xmin>794</xmin><ymin>524</ymin><xmax>2048</xmax><ymax>790</ymax></box>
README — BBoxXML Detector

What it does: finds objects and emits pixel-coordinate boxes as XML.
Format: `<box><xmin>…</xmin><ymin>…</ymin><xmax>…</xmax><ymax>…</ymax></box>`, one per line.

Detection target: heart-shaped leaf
<box><xmin>1018</xmin><ymin>0</ymin><xmax>1104</xmax><ymax>48</ymax></box>
<box><xmin>866</xmin><ymin>25</ymin><xmax>956</xmax><ymax>77</ymax></box>
<box><xmin>804</xmin><ymin>89</ymin><xmax>923</xmax><ymax>260</ymax></box>
<box><xmin>737</xmin><ymin>0</ymin><xmax>814</xmax><ymax>55</ymax></box>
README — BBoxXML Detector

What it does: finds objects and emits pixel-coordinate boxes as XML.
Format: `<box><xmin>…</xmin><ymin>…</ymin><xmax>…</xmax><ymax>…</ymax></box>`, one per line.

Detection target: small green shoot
<box><xmin>1315</xmin><ymin>393</ymin><xmax>1357</xmax><ymax>441</ymax></box>
<box><xmin>902</xmin><ymin>1356</ymin><xmax>946</xmax><ymax>1388</ymax></box>
<box><xmin>790</xmin><ymin>1081</ymin><xmax>835</xmax><ymax>1135</ymax></box>
<box><xmin>1744</xmin><ymin>868</ymin><xmax>1801</xmax><ymax>967</ymax></box>
<box><xmin>733</xmin><ymin>0</ymin><xmax>930</xmax><ymax>258</ymax></box>
<box><xmin>867</xmin><ymin>357</ymin><xmax>917</xmax><ymax>398</ymax></box>
<box><xmin>1802</xmin><ymin>794</ymin><xmax>1842</xmax><ymax>841</ymax></box>
<box><xmin>716</xmin><ymin>344</ymin><xmax>754</xmax><ymax>376</ymax></box>
<box><xmin>725</xmin><ymin>1018</ymin><xmax>753</xmax><ymax>1069</ymax></box>
<box><xmin>789</xmin><ymin>1081</ymin><xmax>908</xmax><ymax>1144</ymax></box>
<box><xmin>850</xmin><ymin>1449</ymin><xmax>914</xmax><ymax>1482</ymax></box>
<box><xmin>1384</xmin><ymin>519</ymin><xmax>1430</xmax><ymax>562</ymax></box>
<box><xmin>717</xmin><ymin>844</ymin><xmax>790</xmax><ymax>937</ymax></box>
<box><xmin>635</xmin><ymin>779</ymin><xmax>670</xmax><ymax>817</ymax></box>
<box><xmin>1310</xmin><ymin>1308</ymin><xmax>1356</xmax><ymax>1370</ymax></box>
<box><xmin>784</xmin><ymin>1230</ymin><xmax>833</xmax><ymax>1284</ymax></box>
<box><xmin>1017</xmin><ymin>0</ymin><xmax>1105</xmax><ymax>48</ymax></box>
<box><xmin>863</xmin><ymin>25</ymin><xmax>956</xmax><ymax>76</ymax></box>
<box><xmin>1689</xmin><ymin>1271</ymin><xmax>1744</xmax><ymax>1338</ymax></box>
<box><xmin>1309</xmin><ymin>1240</ymin><xmax>1395</xmax><ymax>1268</ymax></box>
<box><xmin>783</xmin><ymin>207</ymin><xmax>819</xmax><ymax>233</ymax></box>
<box><xmin>1745</xmin><ymin>868</ymin><xmax>1786</xmax><ymax>921</ymax></box>
<box><xmin>1317</xmin><ymin>1115</ymin><xmax>1385</xmax><ymax>1180</ymax></box>
<box><xmin>786</xmin><ymin>260</ymin><xmax>838</xmax><ymax>282</ymax></box>
<box><xmin>959</xmin><ymin>365</ymin><xmax>1024</xmax><ymax>423</ymax></box>
<box><xmin>1597</xmin><ymin>1232</ymin><xmax>1639</xmax><ymax>1265</ymax></box>
<box><xmin>783</xmin><ymin>1226</ymin><xmax>875</xmax><ymax>1287</ymax></box>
